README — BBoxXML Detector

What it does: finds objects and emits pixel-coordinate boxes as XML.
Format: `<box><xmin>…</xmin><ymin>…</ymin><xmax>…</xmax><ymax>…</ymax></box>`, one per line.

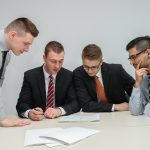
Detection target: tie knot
<box><xmin>49</xmin><ymin>75</ymin><xmax>53</xmax><ymax>80</ymax></box>
<box><xmin>94</xmin><ymin>75</ymin><xmax>99</xmax><ymax>80</ymax></box>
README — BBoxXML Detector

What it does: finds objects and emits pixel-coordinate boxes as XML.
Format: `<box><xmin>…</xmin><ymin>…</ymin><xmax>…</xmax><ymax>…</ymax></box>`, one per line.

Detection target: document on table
<box><xmin>41</xmin><ymin>127</ymin><xmax>100</xmax><ymax>144</ymax></box>
<box><xmin>24</xmin><ymin>128</ymin><xmax>63</xmax><ymax>146</ymax></box>
<box><xmin>59</xmin><ymin>114</ymin><xmax>100</xmax><ymax>122</ymax></box>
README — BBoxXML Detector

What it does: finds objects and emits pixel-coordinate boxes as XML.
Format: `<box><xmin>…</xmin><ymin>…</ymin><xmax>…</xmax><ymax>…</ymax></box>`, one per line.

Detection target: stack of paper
<box><xmin>24</xmin><ymin>128</ymin><xmax>63</xmax><ymax>147</ymax></box>
<box><xmin>41</xmin><ymin>127</ymin><xmax>100</xmax><ymax>145</ymax></box>
<box><xmin>59</xmin><ymin>114</ymin><xmax>100</xmax><ymax>122</ymax></box>
<box><xmin>24</xmin><ymin>127</ymin><xmax>100</xmax><ymax>147</ymax></box>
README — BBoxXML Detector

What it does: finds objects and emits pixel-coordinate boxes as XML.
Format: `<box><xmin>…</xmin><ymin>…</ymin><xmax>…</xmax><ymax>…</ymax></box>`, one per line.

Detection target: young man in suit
<box><xmin>16</xmin><ymin>41</ymin><xmax>80</xmax><ymax>120</ymax></box>
<box><xmin>126</xmin><ymin>36</ymin><xmax>150</xmax><ymax>116</ymax></box>
<box><xmin>0</xmin><ymin>17</ymin><xmax>39</xmax><ymax>127</ymax></box>
<box><xmin>73</xmin><ymin>44</ymin><xmax>135</xmax><ymax>112</ymax></box>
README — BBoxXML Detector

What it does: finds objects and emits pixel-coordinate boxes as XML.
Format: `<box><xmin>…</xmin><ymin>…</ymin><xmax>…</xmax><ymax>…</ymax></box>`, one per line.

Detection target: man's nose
<box><xmin>88</xmin><ymin>68</ymin><xmax>93</xmax><ymax>73</ymax></box>
<box><xmin>129</xmin><ymin>60</ymin><xmax>134</xmax><ymax>65</ymax></box>
<box><xmin>55</xmin><ymin>62</ymin><xmax>61</xmax><ymax>68</ymax></box>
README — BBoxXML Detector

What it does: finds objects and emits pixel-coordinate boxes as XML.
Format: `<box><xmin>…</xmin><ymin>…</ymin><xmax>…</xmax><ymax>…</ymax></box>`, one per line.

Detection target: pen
<box><xmin>34</xmin><ymin>108</ymin><xmax>44</xmax><ymax>114</ymax></box>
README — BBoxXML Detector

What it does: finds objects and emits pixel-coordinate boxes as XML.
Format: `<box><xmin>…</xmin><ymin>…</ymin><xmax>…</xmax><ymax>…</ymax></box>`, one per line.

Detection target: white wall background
<box><xmin>0</xmin><ymin>0</ymin><xmax>150</xmax><ymax>115</ymax></box>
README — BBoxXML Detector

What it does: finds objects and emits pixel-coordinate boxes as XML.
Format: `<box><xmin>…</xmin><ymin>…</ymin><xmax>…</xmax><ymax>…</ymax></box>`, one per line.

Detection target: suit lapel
<box><xmin>82</xmin><ymin>67</ymin><xmax>97</xmax><ymax>98</ymax></box>
<box><xmin>55</xmin><ymin>68</ymin><xmax>63</xmax><ymax>106</ymax></box>
<box><xmin>101</xmin><ymin>63</ymin><xmax>110</xmax><ymax>96</ymax></box>
<box><xmin>37</xmin><ymin>66</ymin><xmax>46</xmax><ymax>102</ymax></box>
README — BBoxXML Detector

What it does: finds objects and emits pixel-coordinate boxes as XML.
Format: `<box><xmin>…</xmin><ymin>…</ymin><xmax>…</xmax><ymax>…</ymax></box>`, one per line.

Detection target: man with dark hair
<box><xmin>126</xmin><ymin>36</ymin><xmax>150</xmax><ymax>116</ymax></box>
<box><xmin>16</xmin><ymin>41</ymin><xmax>80</xmax><ymax>120</ymax></box>
<box><xmin>73</xmin><ymin>44</ymin><xmax>135</xmax><ymax>112</ymax></box>
<box><xmin>0</xmin><ymin>17</ymin><xmax>39</xmax><ymax>127</ymax></box>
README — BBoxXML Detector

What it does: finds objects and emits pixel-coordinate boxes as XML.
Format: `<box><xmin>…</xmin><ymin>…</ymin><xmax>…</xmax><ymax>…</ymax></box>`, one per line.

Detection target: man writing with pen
<box><xmin>16</xmin><ymin>41</ymin><xmax>80</xmax><ymax>120</ymax></box>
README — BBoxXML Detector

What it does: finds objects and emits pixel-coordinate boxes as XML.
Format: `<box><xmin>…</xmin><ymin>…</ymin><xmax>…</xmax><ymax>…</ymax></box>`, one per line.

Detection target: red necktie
<box><xmin>46</xmin><ymin>75</ymin><xmax>54</xmax><ymax>108</ymax></box>
<box><xmin>94</xmin><ymin>76</ymin><xmax>107</xmax><ymax>102</ymax></box>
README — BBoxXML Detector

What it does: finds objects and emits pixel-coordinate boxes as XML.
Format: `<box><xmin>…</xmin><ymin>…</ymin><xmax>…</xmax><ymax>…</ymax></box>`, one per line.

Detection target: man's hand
<box><xmin>28</xmin><ymin>107</ymin><xmax>44</xmax><ymax>121</ymax></box>
<box><xmin>0</xmin><ymin>118</ymin><xmax>31</xmax><ymax>127</ymax></box>
<box><xmin>114</xmin><ymin>102</ymin><xmax>129</xmax><ymax>111</ymax></box>
<box><xmin>134</xmin><ymin>63</ymin><xmax>148</xmax><ymax>88</ymax></box>
<box><xmin>44</xmin><ymin>107</ymin><xmax>62</xmax><ymax>119</ymax></box>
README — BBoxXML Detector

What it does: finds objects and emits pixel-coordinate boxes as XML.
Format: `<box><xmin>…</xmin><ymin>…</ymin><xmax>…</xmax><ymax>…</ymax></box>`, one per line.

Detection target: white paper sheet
<box><xmin>41</xmin><ymin>127</ymin><xmax>100</xmax><ymax>144</ymax></box>
<box><xmin>24</xmin><ymin>128</ymin><xmax>63</xmax><ymax>146</ymax></box>
<box><xmin>45</xmin><ymin>143</ymin><xmax>63</xmax><ymax>148</ymax></box>
<box><xmin>59</xmin><ymin>114</ymin><xmax>100</xmax><ymax>122</ymax></box>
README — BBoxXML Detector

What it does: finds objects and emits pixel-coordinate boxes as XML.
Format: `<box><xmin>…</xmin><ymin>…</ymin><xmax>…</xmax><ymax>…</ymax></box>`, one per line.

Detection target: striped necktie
<box><xmin>46</xmin><ymin>75</ymin><xmax>54</xmax><ymax>109</ymax></box>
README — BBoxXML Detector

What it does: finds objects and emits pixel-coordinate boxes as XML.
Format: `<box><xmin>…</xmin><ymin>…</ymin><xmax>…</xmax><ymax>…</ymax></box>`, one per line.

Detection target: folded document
<box><xmin>59</xmin><ymin>114</ymin><xmax>100</xmax><ymax>122</ymax></box>
<box><xmin>41</xmin><ymin>127</ymin><xmax>100</xmax><ymax>144</ymax></box>
<box><xmin>24</xmin><ymin>128</ymin><xmax>63</xmax><ymax>146</ymax></box>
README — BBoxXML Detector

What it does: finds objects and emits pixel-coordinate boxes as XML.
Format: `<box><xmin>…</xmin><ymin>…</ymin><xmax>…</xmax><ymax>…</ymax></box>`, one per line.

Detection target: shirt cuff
<box><xmin>21</xmin><ymin>109</ymin><xmax>31</xmax><ymax>118</ymax></box>
<box><xmin>58</xmin><ymin>107</ymin><xmax>66</xmax><ymax>115</ymax></box>
<box><xmin>111</xmin><ymin>104</ymin><xmax>115</xmax><ymax>111</ymax></box>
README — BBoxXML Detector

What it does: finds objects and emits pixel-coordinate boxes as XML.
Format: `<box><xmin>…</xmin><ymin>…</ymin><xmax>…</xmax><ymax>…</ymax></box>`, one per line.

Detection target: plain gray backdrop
<box><xmin>0</xmin><ymin>0</ymin><xmax>150</xmax><ymax>115</ymax></box>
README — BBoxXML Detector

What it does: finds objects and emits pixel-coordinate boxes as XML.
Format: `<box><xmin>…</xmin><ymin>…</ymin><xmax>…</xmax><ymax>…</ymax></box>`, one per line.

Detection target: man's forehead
<box><xmin>128</xmin><ymin>47</ymin><xmax>139</xmax><ymax>54</ymax></box>
<box><xmin>83</xmin><ymin>58</ymin><xmax>100</xmax><ymax>62</ymax></box>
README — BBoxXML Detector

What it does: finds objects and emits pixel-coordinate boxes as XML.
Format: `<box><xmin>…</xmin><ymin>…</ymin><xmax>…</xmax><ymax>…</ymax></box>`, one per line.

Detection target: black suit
<box><xmin>73</xmin><ymin>62</ymin><xmax>135</xmax><ymax>112</ymax></box>
<box><xmin>16</xmin><ymin>66</ymin><xmax>80</xmax><ymax>117</ymax></box>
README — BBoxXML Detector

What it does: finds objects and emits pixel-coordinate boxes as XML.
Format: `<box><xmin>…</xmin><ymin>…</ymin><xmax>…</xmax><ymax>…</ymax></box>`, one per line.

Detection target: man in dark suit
<box><xmin>16</xmin><ymin>41</ymin><xmax>80</xmax><ymax>120</ymax></box>
<box><xmin>73</xmin><ymin>44</ymin><xmax>135</xmax><ymax>112</ymax></box>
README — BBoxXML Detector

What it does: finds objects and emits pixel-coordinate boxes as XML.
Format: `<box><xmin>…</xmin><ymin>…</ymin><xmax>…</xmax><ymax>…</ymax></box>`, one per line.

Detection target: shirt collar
<box><xmin>0</xmin><ymin>30</ymin><xmax>9</xmax><ymax>52</ymax></box>
<box><xmin>43</xmin><ymin>65</ymin><xmax>56</xmax><ymax>80</ymax></box>
<box><xmin>95</xmin><ymin>66</ymin><xmax>102</xmax><ymax>79</ymax></box>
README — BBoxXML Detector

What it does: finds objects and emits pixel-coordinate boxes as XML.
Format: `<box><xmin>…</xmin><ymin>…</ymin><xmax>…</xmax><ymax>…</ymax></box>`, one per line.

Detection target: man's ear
<box><xmin>43</xmin><ymin>55</ymin><xmax>46</xmax><ymax>61</ymax></box>
<box><xmin>147</xmin><ymin>49</ymin><xmax>150</xmax><ymax>55</ymax></box>
<box><xmin>8</xmin><ymin>31</ymin><xmax>17</xmax><ymax>40</ymax></box>
<box><xmin>145</xmin><ymin>49</ymin><xmax>150</xmax><ymax>59</ymax></box>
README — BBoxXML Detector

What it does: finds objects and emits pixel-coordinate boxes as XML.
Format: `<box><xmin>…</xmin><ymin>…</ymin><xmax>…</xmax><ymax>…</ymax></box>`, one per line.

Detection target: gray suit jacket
<box><xmin>129</xmin><ymin>75</ymin><xmax>150</xmax><ymax>116</ymax></box>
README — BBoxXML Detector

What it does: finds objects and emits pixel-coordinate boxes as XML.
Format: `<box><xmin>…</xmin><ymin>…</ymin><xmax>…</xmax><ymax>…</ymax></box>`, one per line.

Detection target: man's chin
<box><xmin>88</xmin><ymin>73</ymin><xmax>95</xmax><ymax>77</ymax></box>
<box><xmin>52</xmin><ymin>70</ymin><xmax>59</xmax><ymax>75</ymax></box>
<box><xmin>12</xmin><ymin>52</ymin><xmax>20</xmax><ymax>56</ymax></box>
<box><xmin>11</xmin><ymin>50</ymin><xmax>23</xmax><ymax>56</ymax></box>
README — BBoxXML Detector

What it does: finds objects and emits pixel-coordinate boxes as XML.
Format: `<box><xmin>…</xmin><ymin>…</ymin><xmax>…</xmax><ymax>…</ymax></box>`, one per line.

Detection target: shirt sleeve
<box><xmin>59</xmin><ymin>107</ymin><xmax>66</xmax><ymax>115</ymax></box>
<box><xmin>129</xmin><ymin>87</ymin><xmax>146</xmax><ymax>116</ymax></box>
<box><xmin>21</xmin><ymin>109</ymin><xmax>31</xmax><ymax>118</ymax></box>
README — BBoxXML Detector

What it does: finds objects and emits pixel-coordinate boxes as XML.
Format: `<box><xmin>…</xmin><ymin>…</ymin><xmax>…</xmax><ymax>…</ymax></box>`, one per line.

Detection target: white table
<box><xmin>0</xmin><ymin>111</ymin><xmax>150</xmax><ymax>150</ymax></box>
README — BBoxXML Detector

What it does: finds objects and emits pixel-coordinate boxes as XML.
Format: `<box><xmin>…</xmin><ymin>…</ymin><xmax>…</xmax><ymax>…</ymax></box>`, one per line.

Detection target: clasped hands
<box><xmin>28</xmin><ymin>107</ymin><xmax>62</xmax><ymax>121</ymax></box>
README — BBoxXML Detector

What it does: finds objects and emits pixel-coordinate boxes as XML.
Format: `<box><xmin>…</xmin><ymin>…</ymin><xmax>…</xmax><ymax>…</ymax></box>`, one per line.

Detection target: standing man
<box><xmin>126</xmin><ymin>36</ymin><xmax>150</xmax><ymax>116</ymax></box>
<box><xmin>16</xmin><ymin>41</ymin><xmax>80</xmax><ymax>121</ymax></box>
<box><xmin>73</xmin><ymin>44</ymin><xmax>135</xmax><ymax>112</ymax></box>
<box><xmin>0</xmin><ymin>17</ymin><xmax>39</xmax><ymax>127</ymax></box>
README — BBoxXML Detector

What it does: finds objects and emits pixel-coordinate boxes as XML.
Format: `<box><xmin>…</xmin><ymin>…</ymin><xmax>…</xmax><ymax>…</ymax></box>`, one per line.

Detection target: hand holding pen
<box><xmin>28</xmin><ymin>107</ymin><xmax>44</xmax><ymax>121</ymax></box>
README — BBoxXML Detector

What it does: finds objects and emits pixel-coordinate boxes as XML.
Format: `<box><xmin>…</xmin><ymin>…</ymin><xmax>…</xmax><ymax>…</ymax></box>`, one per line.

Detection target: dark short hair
<box><xmin>44</xmin><ymin>41</ymin><xmax>64</xmax><ymax>57</ymax></box>
<box><xmin>82</xmin><ymin>44</ymin><xmax>102</xmax><ymax>60</ymax></box>
<box><xmin>5</xmin><ymin>17</ymin><xmax>39</xmax><ymax>37</ymax></box>
<box><xmin>126</xmin><ymin>36</ymin><xmax>150</xmax><ymax>52</ymax></box>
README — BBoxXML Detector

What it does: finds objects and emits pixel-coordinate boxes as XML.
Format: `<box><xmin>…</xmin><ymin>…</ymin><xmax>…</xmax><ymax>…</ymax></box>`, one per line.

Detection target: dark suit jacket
<box><xmin>16</xmin><ymin>66</ymin><xmax>80</xmax><ymax>117</ymax></box>
<box><xmin>73</xmin><ymin>62</ymin><xmax>135</xmax><ymax>112</ymax></box>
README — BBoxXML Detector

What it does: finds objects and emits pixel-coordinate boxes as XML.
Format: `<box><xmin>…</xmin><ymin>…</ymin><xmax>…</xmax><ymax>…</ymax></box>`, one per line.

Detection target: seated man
<box><xmin>126</xmin><ymin>36</ymin><xmax>150</xmax><ymax>116</ymax></box>
<box><xmin>16</xmin><ymin>41</ymin><xmax>80</xmax><ymax>120</ymax></box>
<box><xmin>73</xmin><ymin>44</ymin><xmax>135</xmax><ymax>112</ymax></box>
